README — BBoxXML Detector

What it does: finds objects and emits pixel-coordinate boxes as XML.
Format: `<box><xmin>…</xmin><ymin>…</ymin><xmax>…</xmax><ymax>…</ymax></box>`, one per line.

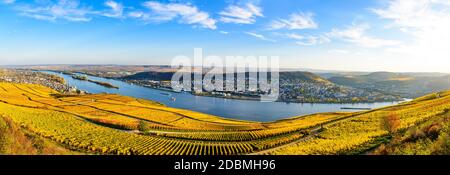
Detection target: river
<box><xmin>41</xmin><ymin>71</ymin><xmax>405</xmax><ymax>122</ymax></box>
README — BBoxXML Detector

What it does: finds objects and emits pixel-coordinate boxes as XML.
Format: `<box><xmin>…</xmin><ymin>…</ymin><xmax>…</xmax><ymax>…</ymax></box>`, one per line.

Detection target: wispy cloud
<box><xmin>127</xmin><ymin>11</ymin><xmax>144</xmax><ymax>18</ymax></box>
<box><xmin>372</xmin><ymin>0</ymin><xmax>450</xmax><ymax>58</ymax></box>
<box><xmin>327</xmin><ymin>24</ymin><xmax>401</xmax><ymax>48</ymax></box>
<box><xmin>219</xmin><ymin>3</ymin><xmax>263</xmax><ymax>24</ymax></box>
<box><xmin>296</xmin><ymin>35</ymin><xmax>330</xmax><ymax>46</ymax></box>
<box><xmin>269</xmin><ymin>12</ymin><xmax>318</xmax><ymax>30</ymax></box>
<box><xmin>140</xmin><ymin>1</ymin><xmax>217</xmax><ymax>30</ymax></box>
<box><xmin>283</xmin><ymin>33</ymin><xmax>304</xmax><ymax>40</ymax></box>
<box><xmin>1</xmin><ymin>0</ymin><xmax>15</xmax><ymax>4</ymax></box>
<box><xmin>245</xmin><ymin>32</ymin><xmax>276</xmax><ymax>42</ymax></box>
<box><xmin>10</xmin><ymin>0</ymin><xmax>217</xmax><ymax>29</ymax></box>
<box><xmin>15</xmin><ymin>0</ymin><xmax>93</xmax><ymax>22</ymax></box>
<box><xmin>220</xmin><ymin>31</ymin><xmax>229</xmax><ymax>34</ymax></box>
<box><xmin>277</xmin><ymin>32</ymin><xmax>329</xmax><ymax>46</ymax></box>
<box><xmin>102</xmin><ymin>0</ymin><xmax>123</xmax><ymax>18</ymax></box>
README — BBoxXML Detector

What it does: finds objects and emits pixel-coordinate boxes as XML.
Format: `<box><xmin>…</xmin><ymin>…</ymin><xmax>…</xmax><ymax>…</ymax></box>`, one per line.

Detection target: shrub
<box><xmin>431</xmin><ymin>133</ymin><xmax>450</xmax><ymax>155</ymax></box>
<box><xmin>374</xmin><ymin>144</ymin><xmax>389</xmax><ymax>155</ymax></box>
<box><xmin>383</xmin><ymin>114</ymin><xmax>401</xmax><ymax>134</ymax></box>
<box><xmin>425</xmin><ymin>124</ymin><xmax>442</xmax><ymax>140</ymax></box>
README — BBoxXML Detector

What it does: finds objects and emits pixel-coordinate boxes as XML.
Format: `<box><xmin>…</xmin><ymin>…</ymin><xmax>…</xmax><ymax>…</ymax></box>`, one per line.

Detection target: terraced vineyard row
<box><xmin>2</xmin><ymin>82</ymin><xmax>449</xmax><ymax>155</ymax></box>
<box><xmin>0</xmin><ymin>103</ymin><xmax>256</xmax><ymax>155</ymax></box>
<box><xmin>150</xmin><ymin>124</ymin><xmax>319</xmax><ymax>141</ymax></box>
<box><xmin>0</xmin><ymin>101</ymin><xmax>310</xmax><ymax>155</ymax></box>
<box><xmin>0</xmin><ymin>82</ymin><xmax>341</xmax><ymax>155</ymax></box>
<box><xmin>58</xmin><ymin>95</ymin><xmax>265</xmax><ymax>131</ymax></box>
<box><xmin>270</xmin><ymin>92</ymin><xmax>450</xmax><ymax>155</ymax></box>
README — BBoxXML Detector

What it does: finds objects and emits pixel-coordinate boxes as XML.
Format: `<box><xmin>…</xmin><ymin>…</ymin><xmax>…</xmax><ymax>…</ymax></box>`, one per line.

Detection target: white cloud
<box><xmin>269</xmin><ymin>12</ymin><xmax>318</xmax><ymax>30</ymax></box>
<box><xmin>372</xmin><ymin>0</ymin><xmax>450</xmax><ymax>61</ymax></box>
<box><xmin>296</xmin><ymin>35</ymin><xmax>330</xmax><ymax>46</ymax></box>
<box><xmin>2</xmin><ymin>0</ymin><xmax>15</xmax><ymax>4</ymax></box>
<box><xmin>141</xmin><ymin>1</ymin><xmax>216</xmax><ymax>30</ymax></box>
<box><xmin>278</xmin><ymin>32</ymin><xmax>329</xmax><ymax>46</ymax></box>
<box><xmin>11</xmin><ymin>0</ymin><xmax>217</xmax><ymax>29</ymax></box>
<box><xmin>16</xmin><ymin>0</ymin><xmax>93</xmax><ymax>22</ymax></box>
<box><xmin>102</xmin><ymin>0</ymin><xmax>123</xmax><ymax>18</ymax></box>
<box><xmin>219</xmin><ymin>31</ymin><xmax>229</xmax><ymax>34</ymax></box>
<box><xmin>327</xmin><ymin>24</ymin><xmax>401</xmax><ymax>48</ymax></box>
<box><xmin>245</xmin><ymin>32</ymin><xmax>276</xmax><ymax>42</ymax></box>
<box><xmin>219</xmin><ymin>3</ymin><xmax>263</xmax><ymax>24</ymax></box>
<box><xmin>128</xmin><ymin>11</ymin><xmax>144</xmax><ymax>18</ymax></box>
<box><xmin>284</xmin><ymin>33</ymin><xmax>304</xmax><ymax>40</ymax></box>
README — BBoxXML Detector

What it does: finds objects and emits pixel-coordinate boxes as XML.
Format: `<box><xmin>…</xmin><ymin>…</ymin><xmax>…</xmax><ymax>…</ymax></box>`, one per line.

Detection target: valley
<box><xmin>328</xmin><ymin>72</ymin><xmax>450</xmax><ymax>98</ymax></box>
<box><xmin>14</xmin><ymin>65</ymin><xmax>413</xmax><ymax>103</ymax></box>
<box><xmin>1</xmin><ymin>69</ymin><xmax>449</xmax><ymax>155</ymax></box>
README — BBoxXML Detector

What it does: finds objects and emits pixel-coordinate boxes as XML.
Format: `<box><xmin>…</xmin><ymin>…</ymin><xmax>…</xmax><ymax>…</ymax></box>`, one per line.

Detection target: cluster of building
<box><xmin>125</xmin><ymin>79</ymin><xmax>172</xmax><ymax>90</ymax></box>
<box><xmin>82</xmin><ymin>71</ymin><xmax>135</xmax><ymax>78</ymax></box>
<box><xmin>124</xmin><ymin>77</ymin><xmax>401</xmax><ymax>103</ymax></box>
<box><xmin>0</xmin><ymin>70</ymin><xmax>82</xmax><ymax>94</ymax></box>
<box><xmin>278</xmin><ymin>79</ymin><xmax>401</xmax><ymax>103</ymax></box>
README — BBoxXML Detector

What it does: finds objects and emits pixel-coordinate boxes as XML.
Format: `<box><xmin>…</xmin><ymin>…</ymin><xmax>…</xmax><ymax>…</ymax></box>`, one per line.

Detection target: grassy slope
<box><xmin>0</xmin><ymin>82</ymin><xmax>449</xmax><ymax>155</ymax></box>
<box><xmin>270</xmin><ymin>91</ymin><xmax>450</xmax><ymax>155</ymax></box>
<box><xmin>0</xmin><ymin>116</ymin><xmax>82</xmax><ymax>155</ymax></box>
<box><xmin>0</xmin><ymin>82</ymin><xmax>351</xmax><ymax>155</ymax></box>
<box><xmin>371</xmin><ymin>92</ymin><xmax>450</xmax><ymax>155</ymax></box>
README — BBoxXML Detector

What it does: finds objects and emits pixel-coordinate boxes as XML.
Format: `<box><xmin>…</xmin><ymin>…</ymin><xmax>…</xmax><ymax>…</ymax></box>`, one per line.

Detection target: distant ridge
<box><xmin>123</xmin><ymin>71</ymin><xmax>333</xmax><ymax>84</ymax></box>
<box><xmin>329</xmin><ymin>72</ymin><xmax>450</xmax><ymax>98</ymax></box>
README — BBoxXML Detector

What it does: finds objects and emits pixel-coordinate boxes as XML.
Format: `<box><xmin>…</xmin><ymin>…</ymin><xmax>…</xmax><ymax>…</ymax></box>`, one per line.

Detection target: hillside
<box><xmin>0</xmin><ymin>82</ymin><xmax>346</xmax><ymax>155</ymax></box>
<box><xmin>123</xmin><ymin>71</ymin><xmax>401</xmax><ymax>103</ymax></box>
<box><xmin>270</xmin><ymin>91</ymin><xmax>450</xmax><ymax>155</ymax></box>
<box><xmin>329</xmin><ymin>72</ymin><xmax>450</xmax><ymax>98</ymax></box>
<box><xmin>0</xmin><ymin>116</ymin><xmax>81</xmax><ymax>155</ymax></box>
<box><xmin>279</xmin><ymin>71</ymin><xmax>332</xmax><ymax>84</ymax></box>
<box><xmin>0</xmin><ymin>82</ymin><xmax>449</xmax><ymax>155</ymax></box>
<box><xmin>122</xmin><ymin>71</ymin><xmax>175</xmax><ymax>81</ymax></box>
<box><xmin>328</xmin><ymin>72</ymin><xmax>416</xmax><ymax>85</ymax></box>
<box><xmin>123</xmin><ymin>71</ymin><xmax>332</xmax><ymax>83</ymax></box>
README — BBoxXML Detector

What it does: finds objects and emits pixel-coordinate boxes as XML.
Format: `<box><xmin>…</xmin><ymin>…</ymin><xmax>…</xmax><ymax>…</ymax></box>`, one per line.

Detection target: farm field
<box><xmin>1</xmin><ymin>82</ymin><xmax>449</xmax><ymax>155</ymax></box>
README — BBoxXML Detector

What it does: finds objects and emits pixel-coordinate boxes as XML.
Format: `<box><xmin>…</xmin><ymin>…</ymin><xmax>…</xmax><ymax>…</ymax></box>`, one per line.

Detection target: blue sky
<box><xmin>1</xmin><ymin>0</ymin><xmax>450</xmax><ymax>73</ymax></box>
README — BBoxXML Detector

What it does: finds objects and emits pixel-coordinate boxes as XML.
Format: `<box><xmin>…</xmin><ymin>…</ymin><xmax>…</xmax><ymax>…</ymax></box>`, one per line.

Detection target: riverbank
<box><xmin>123</xmin><ymin>80</ymin><xmax>404</xmax><ymax>104</ymax></box>
<box><xmin>36</xmin><ymin>70</ymin><xmax>406</xmax><ymax>122</ymax></box>
<box><xmin>71</xmin><ymin>74</ymin><xmax>119</xmax><ymax>89</ymax></box>
<box><xmin>43</xmin><ymin>69</ymin><xmax>404</xmax><ymax>104</ymax></box>
<box><xmin>44</xmin><ymin>70</ymin><xmax>120</xmax><ymax>89</ymax></box>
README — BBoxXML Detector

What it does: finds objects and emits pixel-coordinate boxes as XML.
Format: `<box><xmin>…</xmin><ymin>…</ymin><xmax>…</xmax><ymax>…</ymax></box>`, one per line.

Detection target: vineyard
<box><xmin>1</xmin><ymin>82</ymin><xmax>449</xmax><ymax>155</ymax></box>
<box><xmin>270</xmin><ymin>92</ymin><xmax>450</xmax><ymax>155</ymax></box>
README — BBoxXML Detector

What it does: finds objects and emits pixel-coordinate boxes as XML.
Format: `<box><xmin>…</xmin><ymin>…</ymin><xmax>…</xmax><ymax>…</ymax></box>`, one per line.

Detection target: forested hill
<box><xmin>122</xmin><ymin>71</ymin><xmax>175</xmax><ymax>81</ymax></box>
<box><xmin>122</xmin><ymin>71</ymin><xmax>332</xmax><ymax>84</ymax></box>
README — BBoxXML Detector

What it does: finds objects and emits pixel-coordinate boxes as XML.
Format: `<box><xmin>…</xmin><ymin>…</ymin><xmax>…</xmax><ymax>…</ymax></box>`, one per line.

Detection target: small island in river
<box><xmin>72</xmin><ymin>74</ymin><xmax>119</xmax><ymax>89</ymax></box>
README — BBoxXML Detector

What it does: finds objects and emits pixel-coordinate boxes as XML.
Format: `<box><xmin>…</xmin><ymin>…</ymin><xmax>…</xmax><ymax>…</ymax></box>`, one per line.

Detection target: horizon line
<box><xmin>1</xmin><ymin>64</ymin><xmax>449</xmax><ymax>74</ymax></box>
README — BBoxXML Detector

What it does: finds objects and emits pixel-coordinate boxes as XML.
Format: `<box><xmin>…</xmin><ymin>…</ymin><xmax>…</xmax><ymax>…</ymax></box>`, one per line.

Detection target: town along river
<box><xmin>41</xmin><ymin>71</ymin><xmax>405</xmax><ymax>122</ymax></box>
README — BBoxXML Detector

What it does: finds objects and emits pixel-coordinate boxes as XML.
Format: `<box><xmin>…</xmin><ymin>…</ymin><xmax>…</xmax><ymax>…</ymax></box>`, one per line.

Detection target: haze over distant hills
<box><xmin>328</xmin><ymin>72</ymin><xmax>450</xmax><ymax>98</ymax></box>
